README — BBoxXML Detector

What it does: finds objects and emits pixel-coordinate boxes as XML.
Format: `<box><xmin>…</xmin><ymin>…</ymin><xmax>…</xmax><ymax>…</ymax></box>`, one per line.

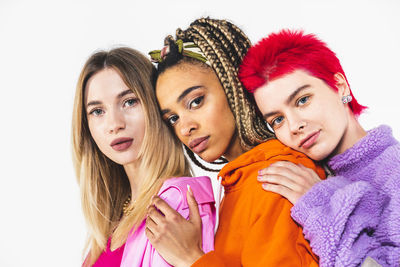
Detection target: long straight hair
<box><xmin>72</xmin><ymin>47</ymin><xmax>192</xmax><ymax>266</ymax></box>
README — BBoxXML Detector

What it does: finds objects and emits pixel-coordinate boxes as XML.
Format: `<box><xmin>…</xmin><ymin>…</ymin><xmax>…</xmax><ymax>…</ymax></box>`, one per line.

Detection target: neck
<box><xmin>123</xmin><ymin>161</ymin><xmax>140</xmax><ymax>198</ymax></box>
<box><xmin>331</xmin><ymin>111</ymin><xmax>367</xmax><ymax>157</ymax></box>
<box><xmin>223</xmin><ymin>133</ymin><xmax>247</xmax><ymax>161</ymax></box>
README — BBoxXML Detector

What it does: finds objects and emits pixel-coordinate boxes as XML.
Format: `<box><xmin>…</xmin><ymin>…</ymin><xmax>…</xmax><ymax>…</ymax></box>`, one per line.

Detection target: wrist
<box><xmin>179</xmin><ymin>248</ymin><xmax>204</xmax><ymax>267</ymax></box>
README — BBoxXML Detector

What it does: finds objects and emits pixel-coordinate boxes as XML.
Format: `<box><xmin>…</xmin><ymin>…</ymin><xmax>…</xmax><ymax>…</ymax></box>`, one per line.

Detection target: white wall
<box><xmin>0</xmin><ymin>0</ymin><xmax>399</xmax><ymax>266</ymax></box>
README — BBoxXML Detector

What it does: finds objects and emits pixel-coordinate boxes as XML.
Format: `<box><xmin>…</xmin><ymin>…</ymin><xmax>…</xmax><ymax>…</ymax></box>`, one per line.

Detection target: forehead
<box><xmin>155</xmin><ymin>63</ymin><xmax>213</xmax><ymax>105</ymax></box>
<box><xmin>268</xmin><ymin>70</ymin><xmax>314</xmax><ymax>90</ymax></box>
<box><xmin>254</xmin><ymin>70</ymin><xmax>314</xmax><ymax>111</ymax></box>
<box><xmin>85</xmin><ymin>68</ymin><xmax>129</xmax><ymax>102</ymax></box>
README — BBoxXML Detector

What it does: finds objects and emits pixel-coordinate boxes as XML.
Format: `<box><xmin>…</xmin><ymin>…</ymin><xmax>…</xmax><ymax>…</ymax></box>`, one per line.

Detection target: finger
<box><xmin>270</xmin><ymin>161</ymin><xmax>308</xmax><ymax>176</ymax></box>
<box><xmin>145</xmin><ymin>215</ymin><xmax>158</xmax><ymax>232</ymax></box>
<box><xmin>265</xmin><ymin>164</ymin><xmax>306</xmax><ymax>185</ymax></box>
<box><xmin>258</xmin><ymin>167</ymin><xmax>269</xmax><ymax>176</ymax></box>
<box><xmin>152</xmin><ymin>196</ymin><xmax>182</xmax><ymax>219</ymax></box>
<box><xmin>147</xmin><ymin>205</ymin><xmax>165</xmax><ymax>225</ymax></box>
<box><xmin>297</xmin><ymin>164</ymin><xmax>322</xmax><ymax>183</ymax></box>
<box><xmin>261</xmin><ymin>174</ymin><xmax>302</xmax><ymax>192</ymax></box>
<box><xmin>258</xmin><ymin>161</ymin><xmax>296</xmax><ymax>176</ymax></box>
<box><xmin>145</xmin><ymin>226</ymin><xmax>156</xmax><ymax>242</ymax></box>
<box><xmin>262</xmin><ymin>183</ymin><xmax>298</xmax><ymax>205</ymax></box>
<box><xmin>187</xmin><ymin>185</ymin><xmax>201</xmax><ymax>226</ymax></box>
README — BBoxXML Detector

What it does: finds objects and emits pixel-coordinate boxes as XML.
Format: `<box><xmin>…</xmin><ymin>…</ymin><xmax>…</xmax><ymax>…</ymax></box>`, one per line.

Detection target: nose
<box><xmin>107</xmin><ymin>109</ymin><xmax>125</xmax><ymax>134</ymax></box>
<box><xmin>179</xmin><ymin>116</ymin><xmax>197</xmax><ymax>137</ymax></box>
<box><xmin>288</xmin><ymin>114</ymin><xmax>306</xmax><ymax>135</ymax></box>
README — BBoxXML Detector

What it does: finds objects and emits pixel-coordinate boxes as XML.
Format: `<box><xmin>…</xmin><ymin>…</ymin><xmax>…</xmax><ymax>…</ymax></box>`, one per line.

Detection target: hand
<box><xmin>257</xmin><ymin>161</ymin><xmax>321</xmax><ymax>205</ymax></box>
<box><xmin>145</xmin><ymin>187</ymin><xmax>204</xmax><ymax>267</ymax></box>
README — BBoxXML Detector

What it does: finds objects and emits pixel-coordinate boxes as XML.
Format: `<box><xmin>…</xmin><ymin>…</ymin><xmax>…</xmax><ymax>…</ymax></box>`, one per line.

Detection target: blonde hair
<box><xmin>72</xmin><ymin>47</ymin><xmax>192</xmax><ymax>266</ymax></box>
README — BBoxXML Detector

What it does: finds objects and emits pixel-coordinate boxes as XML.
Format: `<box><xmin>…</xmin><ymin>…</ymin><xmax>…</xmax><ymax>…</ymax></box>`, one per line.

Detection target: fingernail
<box><xmin>187</xmin><ymin>184</ymin><xmax>193</xmax><ymax>196</ymax></box>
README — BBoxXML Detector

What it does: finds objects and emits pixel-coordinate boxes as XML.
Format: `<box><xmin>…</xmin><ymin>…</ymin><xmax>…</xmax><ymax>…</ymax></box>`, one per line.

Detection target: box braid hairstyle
<box><xmin>153</xmin><ymin>18</ymin><xmax>273</xmax><ymax>172</ymax></box>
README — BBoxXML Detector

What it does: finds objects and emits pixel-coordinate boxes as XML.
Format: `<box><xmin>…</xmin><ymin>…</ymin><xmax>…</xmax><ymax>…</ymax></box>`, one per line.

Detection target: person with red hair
<box><xmin>239</xmin><ymin>29</ymin><xmax>400</xmax><ymax>267</ymax></box>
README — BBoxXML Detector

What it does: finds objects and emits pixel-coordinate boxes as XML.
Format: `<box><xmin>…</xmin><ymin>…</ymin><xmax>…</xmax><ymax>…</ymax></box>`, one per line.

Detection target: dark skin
<box><xmin>145</xmin><ymin>63</ymin><xmax>318</xmax><ymax>266</ymax></box>
<box><xmin>145</xmin><ymin>62</ymin><xmax>244</xmax><ymax>266</ymax></box>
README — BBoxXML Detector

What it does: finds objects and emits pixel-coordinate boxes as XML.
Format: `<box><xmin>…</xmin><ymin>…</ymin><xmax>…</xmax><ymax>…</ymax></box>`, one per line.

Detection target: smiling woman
<box><xmin>71</xmin><ymin>47</ymin><xmax>216</xmax><ymax>267</ymax></box>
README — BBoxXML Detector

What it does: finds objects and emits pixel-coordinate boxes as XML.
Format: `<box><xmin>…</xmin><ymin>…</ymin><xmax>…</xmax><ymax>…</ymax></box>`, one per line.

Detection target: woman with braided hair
<box><xmin>145</xmin><ymin>18</ymin><xmax>325</xmax><ymax>266</ymax></box>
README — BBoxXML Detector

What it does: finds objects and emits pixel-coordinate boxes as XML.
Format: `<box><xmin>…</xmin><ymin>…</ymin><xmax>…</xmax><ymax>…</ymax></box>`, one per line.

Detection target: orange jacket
<box><xmin>192</xmin><ymin>139</ymin><xmax>326</xmax><ymax>267</ymax></box>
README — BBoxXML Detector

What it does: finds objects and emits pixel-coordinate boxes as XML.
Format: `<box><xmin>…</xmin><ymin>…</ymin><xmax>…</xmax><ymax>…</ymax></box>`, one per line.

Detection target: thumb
<box><xmin>186</xmin><ymin>185</ymin><xmax>201</xmax><ymax>226</ymax></box>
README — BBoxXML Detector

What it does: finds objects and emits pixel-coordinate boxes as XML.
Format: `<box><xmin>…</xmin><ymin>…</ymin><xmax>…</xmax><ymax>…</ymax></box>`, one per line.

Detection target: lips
<box><xmin>299</xmin><ymin>130</ymin><xmax>320</xmax><ymax>149</ymax></box>
<box><xmin>110</xmin><ymin>137</ymin><xmax>133</xmax><ymax>151</ymax></box>
<box><xmin>189</xmin><ymin>136</ymin><xmax>209</xmax><ymax>154</ymax></box>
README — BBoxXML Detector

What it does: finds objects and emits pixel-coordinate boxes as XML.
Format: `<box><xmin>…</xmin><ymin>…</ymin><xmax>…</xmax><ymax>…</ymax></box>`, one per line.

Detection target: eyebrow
<box><xmin>86</xmin><ymin>89</ymin><xmax>133</xmax><ymax>108</ymax></box>
<box><xmin>262</xmin><ymin>84</ymin><xmax>310</xmax><ymax>119</ymax></box>
<box><xmin>160</xmin><ymin>86</ymin><xmax>202</xmax><ymax>115</ymax></box>
<box><xmin>285</xmin><ymin>85</ymin><xmax>310</xmax><ymax>105</ymax></box>
<box><xmin>177</xmin><ymin>86</ymin><xmax>202</xmax><ymax>103</ymax></box>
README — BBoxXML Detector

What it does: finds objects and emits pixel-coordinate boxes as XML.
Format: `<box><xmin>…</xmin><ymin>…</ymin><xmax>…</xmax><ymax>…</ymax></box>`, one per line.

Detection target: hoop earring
<box><xmin>342</xmin><ymin>95</ymin><xmax>352</xmax><ymax>104</ymax></box>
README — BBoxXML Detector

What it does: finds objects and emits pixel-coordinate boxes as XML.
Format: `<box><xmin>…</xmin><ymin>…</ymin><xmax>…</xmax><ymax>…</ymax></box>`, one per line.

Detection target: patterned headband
<box><xmin>149</xmin><ymin>39</ymin><xmax>211</xmax><ymax>66</ymax></box>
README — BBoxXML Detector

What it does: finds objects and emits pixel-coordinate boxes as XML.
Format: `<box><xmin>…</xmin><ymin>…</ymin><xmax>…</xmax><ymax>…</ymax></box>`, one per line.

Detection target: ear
<box><xmin>334</xmin><ymin>73</ymin><xmax>350</xmax><ymax>97</ymax></box>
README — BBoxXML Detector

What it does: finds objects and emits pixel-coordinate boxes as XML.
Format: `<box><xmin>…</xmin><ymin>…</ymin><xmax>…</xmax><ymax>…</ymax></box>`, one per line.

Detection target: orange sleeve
<box><xmin>192</xmin><ymin>195</ymin><xmax>318</xmax><ymax>267</ymax></box>
<box><xmin>192</xmin><ymin>251</ymin><xmax>225</xmax><ymax>266</ymax></box>
<box><xmin>192</xmin><ymin>149</ymin><xmax>324</xmax><ymax>266</ymax></box>
<box><xmin>240</xmin><ymin>195</ymin><xmax>319</xmax><ymax>266</ymax></box>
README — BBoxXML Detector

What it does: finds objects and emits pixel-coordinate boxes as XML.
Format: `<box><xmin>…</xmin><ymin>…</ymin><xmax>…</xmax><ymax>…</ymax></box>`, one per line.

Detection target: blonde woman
<box><xmin>72</xmin><ymin>47</ymin><xmax>215</xmax><ymax>267</ymax></box>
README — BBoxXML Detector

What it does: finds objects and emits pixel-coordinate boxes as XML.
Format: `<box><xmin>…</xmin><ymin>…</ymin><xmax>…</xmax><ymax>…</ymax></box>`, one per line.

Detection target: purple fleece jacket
<box><xmin>291</xmin><ymin>125</ymin><xmax>400</xmax><ymax>267</ymax></box>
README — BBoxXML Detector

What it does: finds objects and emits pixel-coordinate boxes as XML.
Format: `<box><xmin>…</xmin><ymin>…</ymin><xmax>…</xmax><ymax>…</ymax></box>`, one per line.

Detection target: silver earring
<box><xmin>342</xmin><ymin>95</ymin><xmax>352</xmax><ymax>104</ymax></box>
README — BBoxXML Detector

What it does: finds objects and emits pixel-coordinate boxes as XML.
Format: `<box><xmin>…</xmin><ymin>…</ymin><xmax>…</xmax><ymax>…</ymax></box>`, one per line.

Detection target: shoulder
<box><xmin>231</xmin><ymin>139</ymin><xmax>325</xmax><ymax>178</ymax></box>
<box><xmin>158</xmin><ymin>176</ymin><xmax>215</xmax><ymax>211</ymax></box>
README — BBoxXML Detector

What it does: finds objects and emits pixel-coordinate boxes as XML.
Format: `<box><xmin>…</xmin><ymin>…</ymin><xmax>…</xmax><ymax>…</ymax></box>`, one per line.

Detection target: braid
<box><xmin>186</xmin><ymin>18</ymin><xmax>273</xmax><ymax>149</ymax></box>
<box><xmin>184</xmin><ymin>146</ymin><xmax>221</xmax><ymax>172</ymax></box>
<box><xmin>154</xmin><ymin>18</ymin><xmax>274</xmax><ymax>171</ymax></box>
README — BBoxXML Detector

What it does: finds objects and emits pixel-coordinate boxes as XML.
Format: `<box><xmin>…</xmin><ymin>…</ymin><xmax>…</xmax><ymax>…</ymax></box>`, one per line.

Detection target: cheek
<box><xmin>213</xmin><ymin>101</ymin><xmax>235</xmax><ymax>133</ymax></box>
<box><xmin>275</xmin><ymin>129</ymin><xmax>293</xmax><ymax>147</ymax></box>
<box><xmin>88</xmin><ymin>124</ymin><xmax>111</xmax><ymax>158</ymax></box>
<box><xmin>127</xmin><ymin>110</ymin><xmax>146</xmax><ymax>143</ymax></box>
<box><xmin>319</xmin><ymin>101</ymin><xmax>346</xmax><ymax>127</ymax></box>
<box><xmin>88</xmin><ymin>121</ymin><xmax>104</xmax><ymax>147</ymax></box>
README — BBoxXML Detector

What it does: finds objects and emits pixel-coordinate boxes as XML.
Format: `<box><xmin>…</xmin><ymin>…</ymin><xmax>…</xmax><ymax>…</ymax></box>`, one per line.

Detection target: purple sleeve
<box><xmin>291</xmin><ymin>176</ymin><xmax>390</xmax><ymax>267</ymax></box>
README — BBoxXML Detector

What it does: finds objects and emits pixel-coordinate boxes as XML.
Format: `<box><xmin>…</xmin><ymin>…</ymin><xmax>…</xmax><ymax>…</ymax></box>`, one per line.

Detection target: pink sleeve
<box><xmin>121</xmin><ymin>177</ymin><xmax>215</xmax><ymax>267</ymax></box>
<box><xmin>158</xmin><ymin>179</ymin><xmax>216</xmax><ymax>253</ymax></box>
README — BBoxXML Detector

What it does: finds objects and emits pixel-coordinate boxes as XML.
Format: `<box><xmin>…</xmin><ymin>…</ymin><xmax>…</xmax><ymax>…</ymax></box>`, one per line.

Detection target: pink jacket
<box><xmin>120</xmin><ymin>176</ymin><xmax>216</xmax><ymax>267</ymax></box>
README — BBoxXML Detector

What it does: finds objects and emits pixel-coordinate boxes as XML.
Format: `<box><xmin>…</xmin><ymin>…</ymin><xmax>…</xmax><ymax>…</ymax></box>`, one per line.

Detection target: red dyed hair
<box><xmin>239</xmin><ymin>29</ymin><xmax>366</xmax><ymax>116</ymax></box>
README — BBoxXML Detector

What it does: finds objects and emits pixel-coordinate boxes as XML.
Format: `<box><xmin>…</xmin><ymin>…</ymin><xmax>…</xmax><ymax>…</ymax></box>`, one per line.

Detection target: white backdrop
<box><xmin>1</xmin><ymin>0</ymin><xmax>399</xmax><ymax>266</ymax></box>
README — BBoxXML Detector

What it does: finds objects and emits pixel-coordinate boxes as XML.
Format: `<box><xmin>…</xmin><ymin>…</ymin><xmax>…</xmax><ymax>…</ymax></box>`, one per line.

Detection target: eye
<box><xmin>124</xmin><ymin>98</ymin><xmax>139</xmax><ymax>108</ymax></box>
<box><xmin>89</xmin><ymin>108</ymin><xmax>104</xmax><ymax>117</ymax></box>
<box><xmin>189</xmin><ymin>96</ymin><xmax>204</xmax><ymax>109</ymax></box>
<box><xmin>297</xmin><ymin>96</ymin><xmax>309</xmax><ymax>106</ymax></box>
<box><xmin>270</xmin><ymin>116</ymin><xmax>284</xmax><ymax>128</ymax></box>
<box><xmin>166</xmin><ymin>114</ymin><xmax>179</xmax><ymax>126</ymax></box>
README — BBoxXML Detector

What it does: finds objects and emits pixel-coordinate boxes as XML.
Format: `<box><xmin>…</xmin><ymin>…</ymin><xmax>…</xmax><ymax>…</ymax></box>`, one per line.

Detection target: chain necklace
<box><xmin>122</xmin><ymin>195</ymin><xmax>134</xmax><ymax>216</ymax></box>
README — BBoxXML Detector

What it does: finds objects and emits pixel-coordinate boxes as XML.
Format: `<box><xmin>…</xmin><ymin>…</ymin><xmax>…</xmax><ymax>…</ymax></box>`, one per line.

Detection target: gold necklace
<box><xmin>122</xmin><ymin>195</ymin><xmax>133</xmax><ymax>216</ymax></box>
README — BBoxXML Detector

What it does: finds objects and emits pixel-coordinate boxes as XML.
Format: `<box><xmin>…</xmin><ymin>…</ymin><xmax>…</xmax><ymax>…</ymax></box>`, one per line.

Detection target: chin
<box><xmin>198</xmin><ymin>151</ymin><xmax>222</xmax><ymax>163</ymax></box>
<box><xmin>308</xmin><ymin>149</ymin><xmax>332</xmax><ymax>162</ymax></box>
<box><xmin>111</xmin><ymin>155</ymin><xmax>138</xmax><ymax>166</ymax></box>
